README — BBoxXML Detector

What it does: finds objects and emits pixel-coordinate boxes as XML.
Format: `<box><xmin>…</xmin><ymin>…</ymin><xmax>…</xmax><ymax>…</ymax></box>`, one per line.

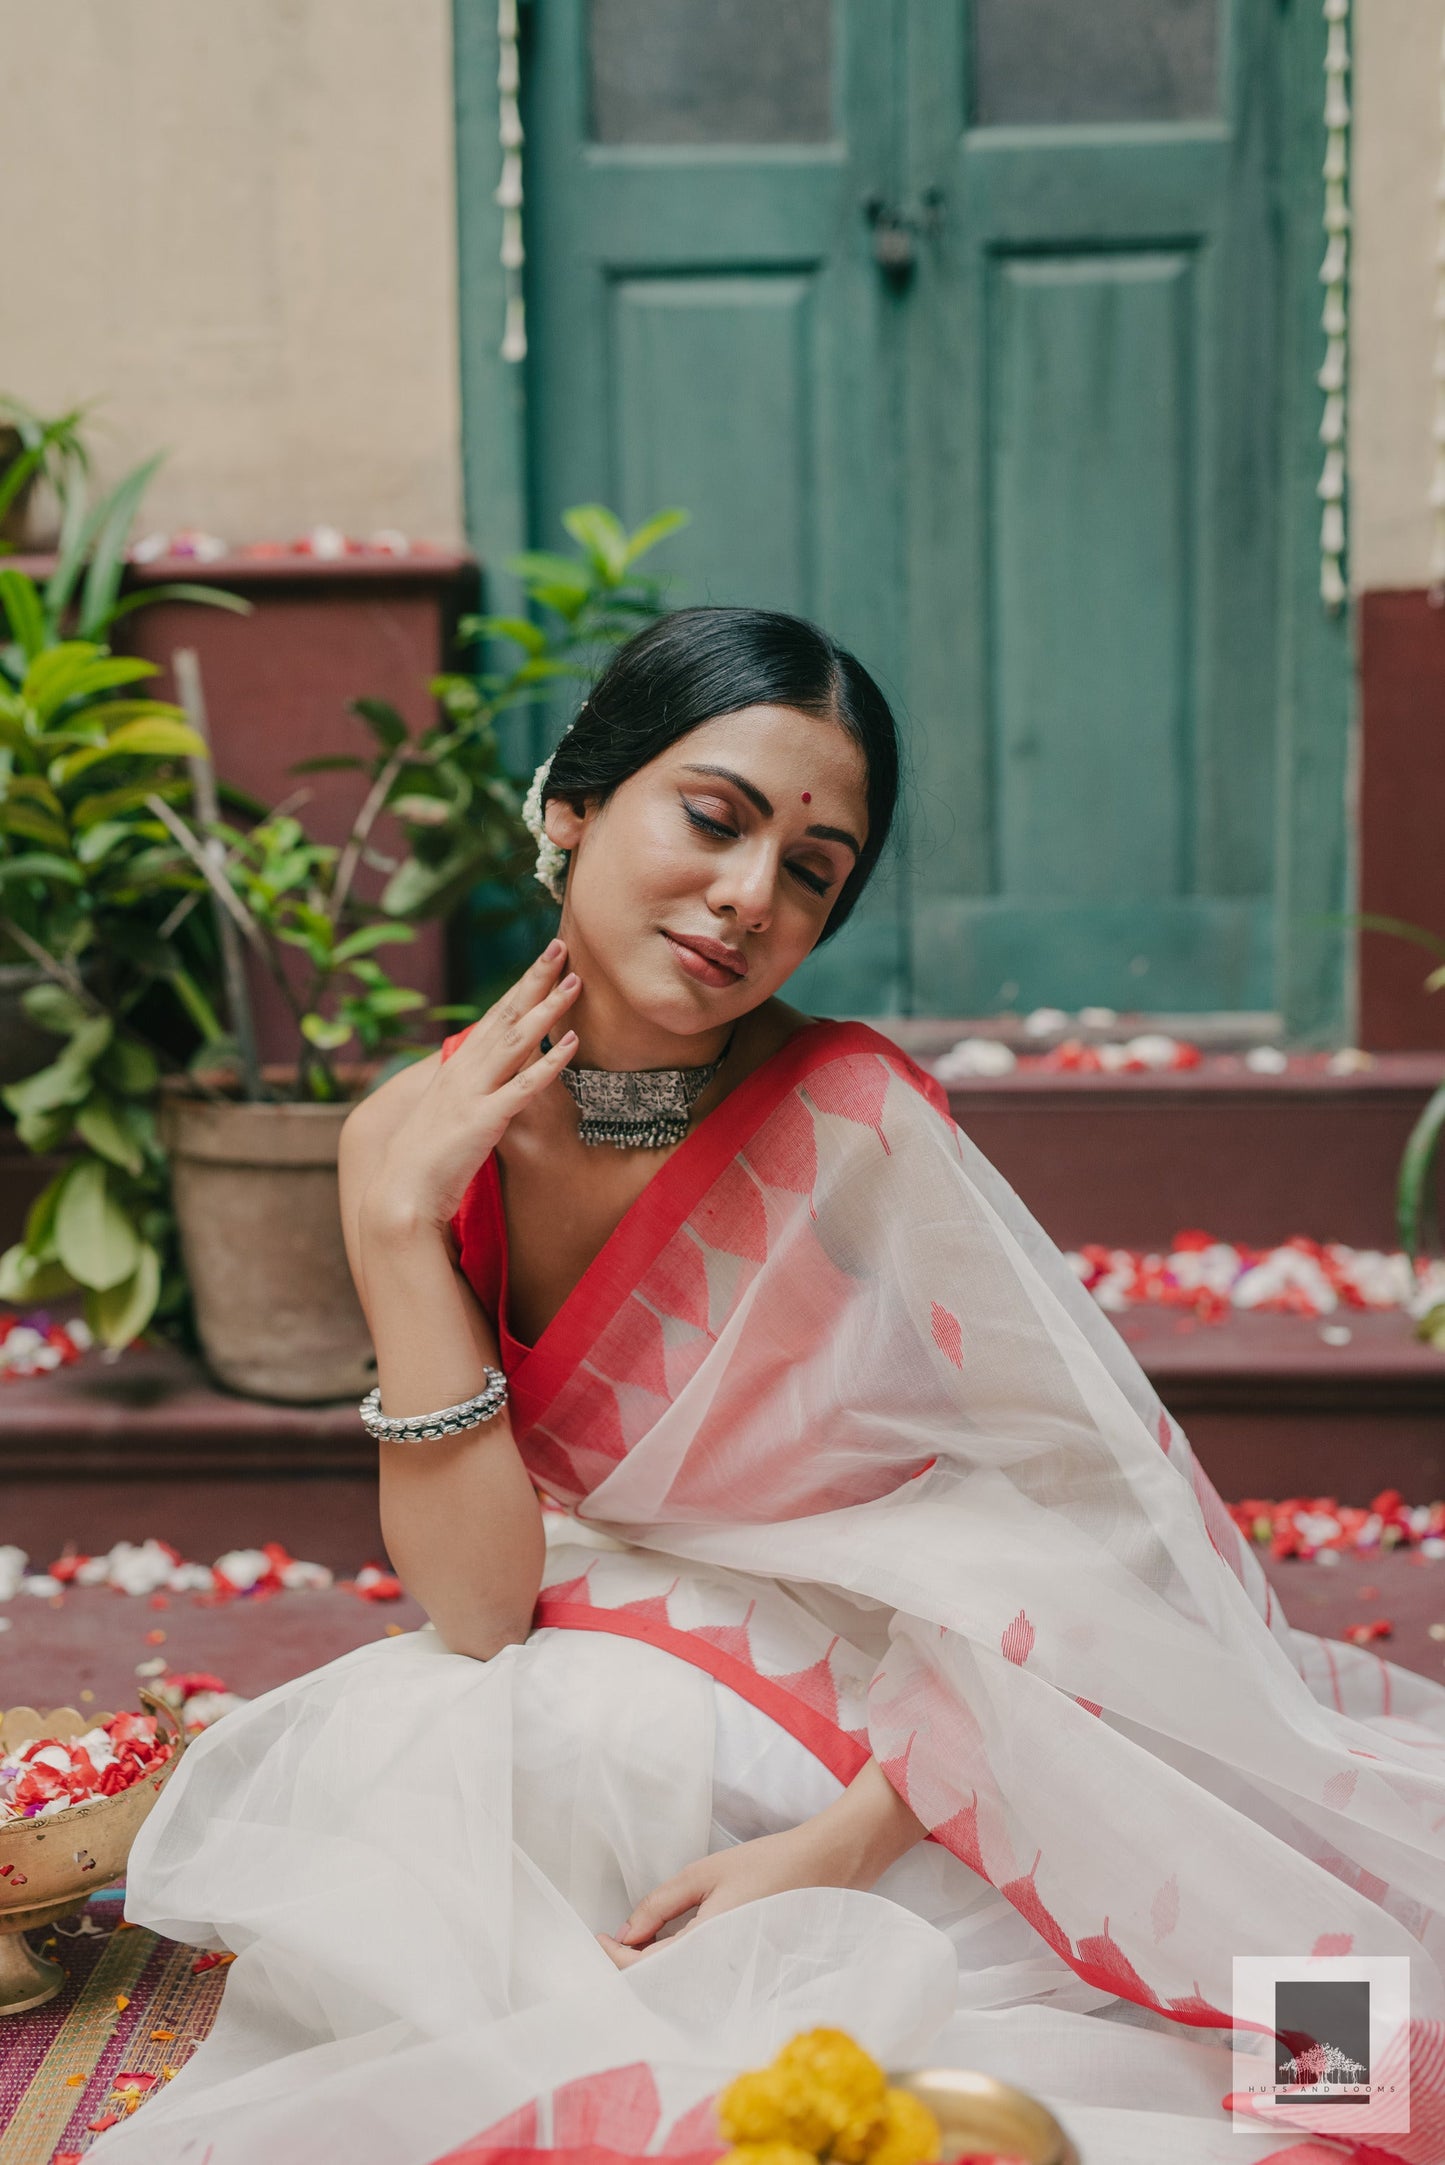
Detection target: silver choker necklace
<box><xmin>544</xmin><ymin>1031</ymin><xmax>733</xmax><ymax>1149</ymax></box>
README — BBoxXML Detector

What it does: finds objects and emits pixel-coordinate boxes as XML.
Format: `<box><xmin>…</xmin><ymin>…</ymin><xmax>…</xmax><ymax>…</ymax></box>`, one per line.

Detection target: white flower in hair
<box><xmin>521</xmin><ymin>751</ymin><xmax>568</xmax><ymax>903</ymax></box>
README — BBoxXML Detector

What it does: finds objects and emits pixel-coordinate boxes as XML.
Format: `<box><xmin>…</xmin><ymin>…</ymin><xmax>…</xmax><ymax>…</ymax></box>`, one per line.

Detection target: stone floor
<box><xmin>3</xmin><ymin>1547</ymin><xmax>1444</xmax><ymax>1715</ymax></box>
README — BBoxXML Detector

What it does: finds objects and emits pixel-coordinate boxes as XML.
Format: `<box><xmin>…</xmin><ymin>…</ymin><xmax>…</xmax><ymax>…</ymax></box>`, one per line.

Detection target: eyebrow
<box><xmin>681</xmin><ymin>763</ymin><xmax>862</xmax><ymax>858</ymax></box>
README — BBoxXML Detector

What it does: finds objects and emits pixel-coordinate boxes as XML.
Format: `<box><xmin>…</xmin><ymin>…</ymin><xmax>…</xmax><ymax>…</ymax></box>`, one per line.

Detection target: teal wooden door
<box><xmin>904</xmin><ymin>0</ymin><xmax>1284</xmax><ymax>1015</ymax></box>
<box><xmin>523</xmin><ymin>0</ymin><xmax>1297</xmax><ymax>1020</ymax></box>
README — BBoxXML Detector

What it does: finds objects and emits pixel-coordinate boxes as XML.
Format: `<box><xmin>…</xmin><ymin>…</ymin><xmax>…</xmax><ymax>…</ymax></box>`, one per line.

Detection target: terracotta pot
<box><xmin>160</xmin><ymin>1081</ymin><xmax>374</xmax><ymax>1403</ymax></box>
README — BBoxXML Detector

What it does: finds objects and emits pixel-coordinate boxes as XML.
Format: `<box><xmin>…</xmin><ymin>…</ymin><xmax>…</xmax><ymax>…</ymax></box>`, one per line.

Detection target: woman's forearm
<box><xmin>804</xmin><ymin>1756</ymin><xmax>930</xmax><ymax>1887</ymax></box>
<box><xmin>356</xmin><ymin>1198</ymin><xmax>544</xmax><ymax>1660</ymax></box>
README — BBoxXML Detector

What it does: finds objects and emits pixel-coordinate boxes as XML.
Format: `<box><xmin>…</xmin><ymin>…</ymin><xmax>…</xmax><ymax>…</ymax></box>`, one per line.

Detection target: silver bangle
<box><xmin>360</xmin><ymin>1369</ymin><xmax>508</xmax><ymax>1443</ymax></box>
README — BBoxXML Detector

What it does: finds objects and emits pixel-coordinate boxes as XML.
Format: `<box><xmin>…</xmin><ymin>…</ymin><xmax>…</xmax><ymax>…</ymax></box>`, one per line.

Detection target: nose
<box><xmin>709</xmin><ymin>841</ymin><xmax>775</xmax><ymax>934</ymax></box>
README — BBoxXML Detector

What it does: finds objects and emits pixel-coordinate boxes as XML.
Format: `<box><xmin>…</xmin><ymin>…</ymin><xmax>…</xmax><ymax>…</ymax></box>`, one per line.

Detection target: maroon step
<box><xmin>6</xmin><ymin>1315</ymin><xmax>1444</xmax><ymax>1532</ymax></box>
<box><xmin>917</xmin><ymin>1050</ymin><xmax>1445</xmax><ymax>1252</ymax></box>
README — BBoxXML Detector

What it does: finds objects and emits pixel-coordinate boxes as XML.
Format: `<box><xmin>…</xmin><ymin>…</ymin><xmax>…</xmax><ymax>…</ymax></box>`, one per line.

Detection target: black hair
<box><xmin>541</xmin><ymin>605</ymin><xmax>900</xmax><ymax>939</ymax></box>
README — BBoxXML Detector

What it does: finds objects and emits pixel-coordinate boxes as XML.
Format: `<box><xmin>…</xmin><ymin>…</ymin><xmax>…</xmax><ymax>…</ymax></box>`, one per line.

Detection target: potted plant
<box><xmin>0</xmin><ymin>420</ymin><xmax>251</xmax><ymax>1343</ymax></box>
<box><xmin>152</xmin><ymin>502</ymin><xmax>688</xmax><ymax>1400</ymax></box>
<box><xmin>1</xmin><ymin>497</ymin><xmax>686</xmax><ymax>1398</ymax></box>
<box><xmin>0</xmin><ymin>427</ymin><xmax>250</xmax><ymax>1087</ymax></box>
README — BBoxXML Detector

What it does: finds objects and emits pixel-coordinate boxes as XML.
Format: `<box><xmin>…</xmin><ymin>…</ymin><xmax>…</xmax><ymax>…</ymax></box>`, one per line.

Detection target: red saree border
<box><xmin>511</xmin><ymin>1019</ymin><xmax>949</xmax><ymax>1433</ymax></box>
<box><xmin>533</xmin><ymin>1599</ymin><xmax>874</xmax><ymax>1790</ymax></box>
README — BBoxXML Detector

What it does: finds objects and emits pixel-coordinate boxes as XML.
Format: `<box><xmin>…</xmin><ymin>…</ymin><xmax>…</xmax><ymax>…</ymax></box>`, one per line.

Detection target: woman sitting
<box><xmin>95</xmin><ymin>607</ymin><xmax>1445</xmax><ymax>2165</ymax></box>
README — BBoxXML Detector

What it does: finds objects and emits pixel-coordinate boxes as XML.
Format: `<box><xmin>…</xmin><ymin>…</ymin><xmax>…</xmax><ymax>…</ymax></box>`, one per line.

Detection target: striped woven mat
<box><xmin>0</xmin><ymin>1891</ymin><xmax>228</xmax><ymax>2162</ymax></box>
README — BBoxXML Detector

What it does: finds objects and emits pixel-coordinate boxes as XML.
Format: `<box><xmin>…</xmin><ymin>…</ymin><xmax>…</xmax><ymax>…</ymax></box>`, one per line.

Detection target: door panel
<box><xmin>611</xmin><ymin>274</ymin><xmax>817</xmax><ymax>615</ymax></box>
<box><xmin>992</xmin><ymin>252</ymin><xmax>1194</xmax><ymax>901</ymax></box>
<box><xmin>906</xmin><ymin>0</ymin><xmax>1281</xmax><ymax>1014</ymax></box>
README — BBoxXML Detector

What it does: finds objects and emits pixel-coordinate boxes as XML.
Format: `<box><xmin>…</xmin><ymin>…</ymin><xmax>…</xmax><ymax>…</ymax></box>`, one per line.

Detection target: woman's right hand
<box><xmin>362</xmin><ymin>938</ymin><xmax>580</xmax><ymax>1235</ymax></box>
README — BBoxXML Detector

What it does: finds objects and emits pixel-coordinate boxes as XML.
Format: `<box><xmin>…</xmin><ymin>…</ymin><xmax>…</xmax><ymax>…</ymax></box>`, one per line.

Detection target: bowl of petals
<box><xmin>715</xmin><ymin>2028</ymin><xmax>1080</xmax><ymax>2165</ymax></box>
<box><xmin>0</xmin><ymin>1688</ymin><xmax>187</xmax><ymax>2014</ymax></box>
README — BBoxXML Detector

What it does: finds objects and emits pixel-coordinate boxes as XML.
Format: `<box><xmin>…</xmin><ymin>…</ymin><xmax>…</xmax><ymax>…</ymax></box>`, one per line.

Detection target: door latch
<box><xmin>863</xmin><ymin>189</ymin><xmax>944</xmax><ymax>280</ymax></box>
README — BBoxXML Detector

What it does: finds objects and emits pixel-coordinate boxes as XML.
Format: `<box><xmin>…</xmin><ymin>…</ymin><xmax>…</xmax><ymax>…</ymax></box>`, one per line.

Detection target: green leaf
<box><xmin>349</xmin><ymin>698</ymin><xmax>409</xmax><ymax>751</ymax></box>
<box><xmin>3</xmin><ymin>1057</ymin><xmax>93</xmax><ymax>1119</ymax></box>
<box><xmin>289</xmin><ymin>754</ymin><xmax>366</xmax><ymax>775</ymax></box>
<box><xmin>75</xmin><ymin>818</ymin><xmax>141</xmax><ymax>865</ymax></box>
<box><xmin>96</xmin><ymin>1036</ymin><xmax>160</xmax><ymax>1097</ymax></box>
<box><xmin>332</xmin><ymin>921</ymin><xmax>416</xmax><ymax>965</ymax></box>
<box><xmin>54</xmin><ymin>717</ymin><xmax>206</xmax><ymax>784</ymax></box>
<box><xmin>561</xmin><ymin>504</ymin><xmax>630</xmax><ymax>583</ymax></box>
<box><xmin>77</xmin><ymin>452</ymin><xmax>166</xmax><ymax>641</ymax></box>
<box><xmin>75</xmin><ymin>1094</ymin><xmax>146</xmax><ymax>1175</ymax></box>
<box><xmin>621</xmin><ymin>507</ymin><xmax>690</xmax><ymax>566</ymax></box>
<box><xmin>1425</xmin><ymin>964</ymin><xmax>1445</xmax><ymax>996</ymax></box>
<box><xmin>358</xmin><ymin>986</ymin><xmax>426</xmax><ymax>1018</ymax></box>
<box><xmin>73</xmin><ymin>778</ymin><xmax>188</xmax><ymax>828</ymax></box>
<box><xmin>22</xmin><ymin>1170</ymin><xmax>68</xmax><ymax>1257</ymax></box>
<box><xmin>21</xmin><ymin>642</ymin><xmax>109</xmax><ymax>723</ymax></box>
<box><xmin>463</xmin><ymin>613</ymin><xmax>547</xmax><ymax>657</ymax></box>
<box><xmin>0</xmin><ymin>802</ymin><xmax>69</xmax><ymax>849</ymax></box>
<box><xmin>0</xmin><ymin>851</ymin><xmax>82</xmax><ymax>888</ymax></box>
<box><xmin>14</xmin><ymin>1103</ymin><xmax>75</xmax><ymax>1153</ymax></box>
<box><xmin>85</xmin><ymin>1239</ymin><xmax>161</xmax><ymax>1349</ymax></box>
<box><xmin>1353</xmin><ymin>914</ymin><xmax>1445</xmax><ymax>966</ymax></box>
<box><xmin>106</xmin><ymin>582</ymin><xmax>252</xmax><ymax>624</ymax></box>
<box><xmin>52</xmin><ymin>1156</ymin><xmax>140</xmax><ymax>1290</ymax></box>
<box><xmin>0</xmin><ymin>570</ymin><xmax>46</xmax><ymax>661</ymax></box>
<box><xmin>300</xmin><ymin>1012</ymin><xmax>354</xmax><ymax>1050</ymax></box>
<box><xmin>1398</xmin><ymin>1078</ymin><xmax>1445</xmax><ymax>1258</ymax></box>
<box><xmin>20</xmin><ymin>982</ymin><xmax>91</xmax><ymax>1035</ymax></box>
<box><xmin>0</xmin><ymin>1245</ymin><xmax>78</xmax><ymax>1303</ymax></box>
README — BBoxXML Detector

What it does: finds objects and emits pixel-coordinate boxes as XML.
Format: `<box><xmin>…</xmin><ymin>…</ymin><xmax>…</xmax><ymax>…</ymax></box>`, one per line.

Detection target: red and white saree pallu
<box><xmin>97</xmin><ymin>1021</ymin><xmax>1445</xmax><ymax>2165</ymax></box>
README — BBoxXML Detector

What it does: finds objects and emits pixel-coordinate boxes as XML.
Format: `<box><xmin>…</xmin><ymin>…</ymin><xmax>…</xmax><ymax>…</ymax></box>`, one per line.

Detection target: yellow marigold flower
<box><xmin>717</xmin><ymin>2067</ymin><xmax>836</xmax><ymax>2153</ymax></box>
<box><xmin>718</xmin><ymin>2144</ymin><xmax>820</xmax><ymax>2165</ymax></box>
<box><xmin>774</xmin><ymin>2028</ymin><xmax>889</xmax><ymax>2162</ymax></box>
<box><xmin>859</xmin><ymin>2088</ymin><xmax>940</xmax><ymax>2165</ymax></box>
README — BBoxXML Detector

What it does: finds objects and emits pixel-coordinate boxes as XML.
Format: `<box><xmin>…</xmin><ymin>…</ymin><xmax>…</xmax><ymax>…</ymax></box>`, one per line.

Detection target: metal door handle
<box><xmin>863</xmin><ymin>190</ymin><xmax>944</xmax><ymax>281</ymax></box>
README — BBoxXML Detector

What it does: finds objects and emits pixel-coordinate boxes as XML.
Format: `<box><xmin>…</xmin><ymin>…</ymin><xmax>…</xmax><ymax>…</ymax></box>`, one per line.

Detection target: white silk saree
<box><xmin>93</xmin><ymin>1021</ymin><xmax>1445</xmax><ymax>2165</ymax></box>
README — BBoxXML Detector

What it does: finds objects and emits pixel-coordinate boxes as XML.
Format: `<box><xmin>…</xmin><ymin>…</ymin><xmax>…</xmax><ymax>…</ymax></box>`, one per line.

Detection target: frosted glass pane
<box><xmin>973</xmin><ymin>0</ymin><xmax>1219</xmax><ymax>126</ymax></box>
<box><xmin>589</xmin><ymin>0</ymin><xmax>832</xmax><ymax>144</ymax></box>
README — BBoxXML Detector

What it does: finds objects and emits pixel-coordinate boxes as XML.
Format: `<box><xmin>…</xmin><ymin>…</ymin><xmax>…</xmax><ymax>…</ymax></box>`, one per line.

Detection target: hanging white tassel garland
<box><xmin>496</xmin><ymin>0</ymin><xmax>526</xmax><ymax>362</ymax></box>
<box><xmin>1318</xmin><ymin>0</ymin><xmax>1351</xmax><ymax>613</ymax></box>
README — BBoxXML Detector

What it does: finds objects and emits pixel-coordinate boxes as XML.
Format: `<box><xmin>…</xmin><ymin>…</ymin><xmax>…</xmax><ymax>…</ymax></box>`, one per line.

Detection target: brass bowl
<box><xmin>892</xmin><ymin>2067</ymin><xmax>1081</xmax><ymax>2165</ymax></box>
<box><xmin>0</xmin><ymin>1688</ymin><xmax>187</xmax><ymax>2015</ymax></box>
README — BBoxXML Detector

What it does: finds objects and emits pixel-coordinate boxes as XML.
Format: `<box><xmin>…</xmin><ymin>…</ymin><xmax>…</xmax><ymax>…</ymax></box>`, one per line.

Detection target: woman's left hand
<box><xmin>597</xmin><ymin>1758</ymin><xmax>928</xmax><ymax>1968</ymax></box>
<box><xmin>597</xmin><ymin>1820</ymin><xmax>850</xmax><ymax>1968</ymax></box>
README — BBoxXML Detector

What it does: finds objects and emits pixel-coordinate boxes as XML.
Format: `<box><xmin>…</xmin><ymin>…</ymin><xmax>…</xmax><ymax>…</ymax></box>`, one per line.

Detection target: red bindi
<box><xmin>801</xmin><ymin>792</ymin><xmax>812</xmax><ymax>803</ymax></box>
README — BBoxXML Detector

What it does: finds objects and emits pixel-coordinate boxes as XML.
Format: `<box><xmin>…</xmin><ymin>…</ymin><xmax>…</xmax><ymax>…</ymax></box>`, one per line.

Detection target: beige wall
<box><xmin>1</xmin><ymin>0</ymin><xmax>465</xmax><ymax>549</ymax></box>
<box><xmin>1351</xmin><ymin>0</ymin><xmax>1445</xmax><ymax>591</ymax></box>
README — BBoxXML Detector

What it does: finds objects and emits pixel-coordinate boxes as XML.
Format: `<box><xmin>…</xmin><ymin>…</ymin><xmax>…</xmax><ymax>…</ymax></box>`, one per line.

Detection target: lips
<box><xmin>661</xmin><ymin>930</ymin><xmax>749</xmax><ymax>979</ymax></box>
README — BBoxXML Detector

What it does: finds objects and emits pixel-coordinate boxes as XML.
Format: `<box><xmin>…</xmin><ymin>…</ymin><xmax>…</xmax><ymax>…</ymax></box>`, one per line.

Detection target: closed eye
<box><xmin>683</xmin><ymin>802</ymin><xmax>834</xmax><ymax>897</ymax></box>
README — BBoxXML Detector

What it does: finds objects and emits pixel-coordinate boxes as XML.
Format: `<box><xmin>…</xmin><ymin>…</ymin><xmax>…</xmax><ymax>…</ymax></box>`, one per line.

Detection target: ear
<box><xmin>543</xmin><ymin>795</ymin><xmax>588</xmax><ymax>852</ymax></box>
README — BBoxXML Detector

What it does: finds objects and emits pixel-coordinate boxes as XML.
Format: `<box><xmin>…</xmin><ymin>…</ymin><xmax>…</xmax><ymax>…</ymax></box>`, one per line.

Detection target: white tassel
<box><xmin>1321</xmin><ymin>501</ymin><xmax>1346</xmax><ymax>555</ymax></box>
<box><xmin>1320</xmin><ymin>392</ymin><xmax>1345</xmax><ymax>445</ymax></box>
<box><xmin>494</xmin><ymin>149</ymin><xmax>523</xmax><ymax>211</ymax></box>
<box><xmin>1318</xmin><ymin>447</ymin><xmax>1346</xmax><ymax>501</ymax></box>
<box><xmin>1317</xmin><ymin>338</ymin><xmax>1347</xmax><ymax>395</ymax></box>
<box><xmin>1320</xmin><ymin>234</ymin><xmax>1347</xmax><ymax>286</ymax></box>
<box><xmin>1320</xmin><ymin>556</ymin><xmax>1347</xmax><ymax>609</ymax></box>
<box><xmin>501</xmin><ymin>294</ymin><xmax>528</xmax><ymax>365</ymax></box>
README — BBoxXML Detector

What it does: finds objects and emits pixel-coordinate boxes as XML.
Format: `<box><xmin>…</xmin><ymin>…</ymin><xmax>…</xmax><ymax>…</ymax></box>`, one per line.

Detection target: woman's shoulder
<box><xmin>754</xmin><ymin>1007</ymin><xmax>953</xmax><ymax>1123</ymax></box>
